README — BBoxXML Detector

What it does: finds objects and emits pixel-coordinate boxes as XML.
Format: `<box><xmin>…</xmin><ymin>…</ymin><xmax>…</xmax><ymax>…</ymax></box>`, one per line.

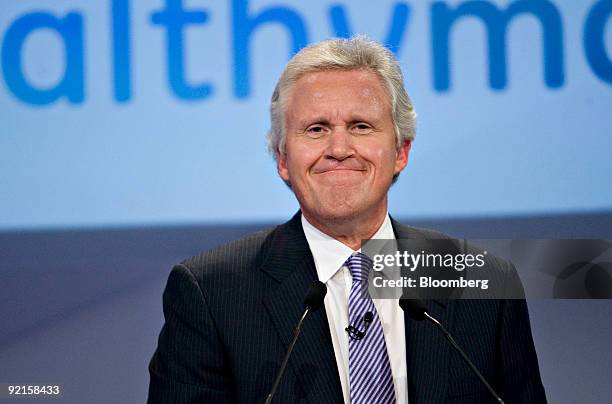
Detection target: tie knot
<box><xmin>345</xmin><ymin>253</ymin><xmax>373</xmax><ymax>283</ymax></box>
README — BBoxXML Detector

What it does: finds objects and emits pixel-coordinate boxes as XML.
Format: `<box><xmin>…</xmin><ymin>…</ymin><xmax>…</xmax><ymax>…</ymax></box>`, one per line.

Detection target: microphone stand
<box><xmin>264</xmin><ymin>308</ymin><xmax>311</xmax><ymax>404</ymax></box>
<box><xmin>423</xmin><ymin>311</ymin><xmax>505</xmax><ymax>404</ymax></box>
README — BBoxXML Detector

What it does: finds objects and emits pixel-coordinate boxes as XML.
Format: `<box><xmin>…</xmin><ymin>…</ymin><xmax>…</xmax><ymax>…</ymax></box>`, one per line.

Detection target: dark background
<box><xmin>2</xmin><ymin>213</ymin><xmax>611</xmax><ymax>403</ymax></box>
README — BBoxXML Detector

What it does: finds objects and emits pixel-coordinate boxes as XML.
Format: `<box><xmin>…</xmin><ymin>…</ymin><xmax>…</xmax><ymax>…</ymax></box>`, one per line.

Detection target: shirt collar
<box><xmin>301</xmin><ymin>212</ymin><xmax>396</xmax><ymax>283</ymax></box>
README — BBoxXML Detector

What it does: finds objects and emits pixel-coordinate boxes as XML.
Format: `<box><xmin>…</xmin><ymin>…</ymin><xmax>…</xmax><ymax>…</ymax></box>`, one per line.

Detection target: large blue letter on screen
<box><xmin>232</xmin><ymin>0</ymin><xmax>307</xmax><ymax>98</ymax></box>
<box><xmin>584</xmin><ymin>0</ymin><xmax>612</xmax><ymax>84</ymax></box>
<box><xmin>112</xmin><ymin>0</ymin><xmax>131</xmax><ymax>102</ymax></box>
<box><xmin>151</xmin><ymin>0</ymin><xmax>213</xmax><ymax>100</ymax></box>
<box><xmin>328</xmin><ymin>3</ymin><xmax>411</xmax><ymax>55</ymax></box>
<box><xmin>431</xmin><ymin>0</ymin><xmax>564</xmax><ymax>91</ymax></box>
<box><xmin>1</xmin><ymin>12</ymin><xmax>84</xmax><ymax>105</ymax></box>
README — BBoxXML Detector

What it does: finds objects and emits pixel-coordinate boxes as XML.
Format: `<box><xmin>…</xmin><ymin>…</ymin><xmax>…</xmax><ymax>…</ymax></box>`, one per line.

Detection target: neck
<box><xmin>301</xmin><ymin>206</ymin><xmax>388</xmax><ymax>251</ymax></box>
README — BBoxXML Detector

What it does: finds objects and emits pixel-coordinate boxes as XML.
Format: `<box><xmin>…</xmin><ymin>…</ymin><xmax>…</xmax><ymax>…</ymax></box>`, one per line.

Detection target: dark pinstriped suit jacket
<box><xmin>148</xmin><ymin>212</ymin><xmax>546</xmax><ymax>403</ymax></box>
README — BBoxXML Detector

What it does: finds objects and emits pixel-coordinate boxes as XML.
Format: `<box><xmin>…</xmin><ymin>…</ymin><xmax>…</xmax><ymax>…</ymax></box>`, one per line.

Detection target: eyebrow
<box><xmin>297</xmin><ymin>113</ymin><xmax>380</xmax><ymax>128</ymax></box>
<box><xmin>297</xmin><ymin>116</ymin><xmax>329</xmax><ymax>128</ymax></box>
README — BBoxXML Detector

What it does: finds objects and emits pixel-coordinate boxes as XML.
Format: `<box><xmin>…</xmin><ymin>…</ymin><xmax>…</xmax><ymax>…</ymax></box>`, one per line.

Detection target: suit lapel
<box><xmin>261</xmin><ymin>212</ymin><xmax>344</xmax><ymax>403</ymax></box>
<box><xmin>392</xmin><ymin>218</ymin><xmax>455</xmax><ymax>403</ymax></box>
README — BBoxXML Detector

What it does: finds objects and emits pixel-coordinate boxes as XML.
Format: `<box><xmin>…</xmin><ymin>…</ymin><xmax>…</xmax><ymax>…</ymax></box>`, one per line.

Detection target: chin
<box><xmin>313</xmin><ymin>202</ymin><xmax>366</xmax><ymax>223</ymax></box>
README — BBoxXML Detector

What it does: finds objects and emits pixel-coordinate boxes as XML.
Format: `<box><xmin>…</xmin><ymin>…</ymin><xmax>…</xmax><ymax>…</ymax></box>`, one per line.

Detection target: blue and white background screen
<box><xmin>2</xmin><ymin>0</ymin><xmax>611</xmax><ymax>230</ymax></box>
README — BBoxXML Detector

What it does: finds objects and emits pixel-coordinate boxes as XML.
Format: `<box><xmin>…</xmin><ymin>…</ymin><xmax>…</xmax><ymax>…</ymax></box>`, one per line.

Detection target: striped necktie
<box><xmin>346</xmin><ymin>252</ymin><xmax>396</xmax><ymax>404</ymax></box>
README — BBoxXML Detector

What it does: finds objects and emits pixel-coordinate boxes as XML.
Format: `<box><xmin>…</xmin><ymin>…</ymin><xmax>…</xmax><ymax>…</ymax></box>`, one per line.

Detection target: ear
<box><xmin>394</xmin><ymin>139</ymin><xmax>411</xmax><ymax>175</ymax></box>
<box><xmin>277</xmin><ymin>150</ymin><xmax>290</xmax><ymax>182</ymax></box>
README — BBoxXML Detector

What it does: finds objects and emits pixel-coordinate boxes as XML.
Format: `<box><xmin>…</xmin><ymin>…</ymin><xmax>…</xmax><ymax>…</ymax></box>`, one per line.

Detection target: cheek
<box><xmin>285</xmin><ymin>142</ymin><xmax>320</xmax><ymax>174</ymax></box>
<box><xmin>358</xmin><ymin>142</ymin><xmax>396</xmax><ymax>170</ymax></box>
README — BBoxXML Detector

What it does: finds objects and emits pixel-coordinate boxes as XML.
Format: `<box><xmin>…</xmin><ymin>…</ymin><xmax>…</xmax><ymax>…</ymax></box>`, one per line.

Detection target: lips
<box><xmin>312</xmin><ymin>168</ymin><xmax>368</xmax><ymax>186</ymax></box>
<box><xmin>316</xmin><ymin>168</ymin><xmax>366</xmax><ymax>174</ymax></box>
<box><xmin>312</xmin><ymin>163</ymin><xmax>367</xmax><ymax>174</ymax></box>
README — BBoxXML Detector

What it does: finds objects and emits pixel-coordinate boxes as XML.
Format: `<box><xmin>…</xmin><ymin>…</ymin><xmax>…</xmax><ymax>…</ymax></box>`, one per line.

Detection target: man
<box><xmin>148</xmin><ymin>37</ymin><xmax>546</xmax><ymax>403</ymax></box>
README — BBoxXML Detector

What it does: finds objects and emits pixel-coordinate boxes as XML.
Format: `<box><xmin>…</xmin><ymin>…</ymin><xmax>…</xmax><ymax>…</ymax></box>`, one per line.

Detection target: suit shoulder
<box><xmin>393</xmin><ymin>220</ymin><xmax>514</xmax><ymax>274</ymax></box>
<box><xmin>399</xmin><ymin>224</ymin><xmax>455</xmax><ymax>240</ymax></box>
<box><xmin>179</xmin><ymin>226</ymin><xmax>277</xmax><ymax>276</ymax></box>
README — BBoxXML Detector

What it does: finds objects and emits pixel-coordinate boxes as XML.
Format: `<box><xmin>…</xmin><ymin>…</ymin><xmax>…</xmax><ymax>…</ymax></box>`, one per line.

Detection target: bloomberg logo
<box><xmin>1</xmin><ymin>0</ymin><xmax>611</xmax><ymax>106</ymax></box>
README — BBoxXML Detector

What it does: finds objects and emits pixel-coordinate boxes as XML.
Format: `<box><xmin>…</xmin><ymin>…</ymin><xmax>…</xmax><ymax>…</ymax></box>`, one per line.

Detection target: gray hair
<box><xmin>266</xmin><ymin>36</ymin><xmax>417</xmax><ymax>158</ymax></box>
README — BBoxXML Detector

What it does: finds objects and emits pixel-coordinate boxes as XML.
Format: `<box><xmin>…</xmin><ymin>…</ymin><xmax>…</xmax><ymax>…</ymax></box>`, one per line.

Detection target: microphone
<box><xmin>303</xmin><ymin>280</ymin><xmax>327</xmax><ymax>311</ymax></box>
<box><xmin>346</xmin><ymin>311</ymin><xmax>373</xmax><ymax>340</ymax></box>
<box><xmin>399</xmin><ymin>297</ymin><xmax>505</xmax><ymax>404</ymax></box>
<box><xmin>265</xmin><ymin>281</ymin><xmax>327</xmax><ymax>404</ymax></box>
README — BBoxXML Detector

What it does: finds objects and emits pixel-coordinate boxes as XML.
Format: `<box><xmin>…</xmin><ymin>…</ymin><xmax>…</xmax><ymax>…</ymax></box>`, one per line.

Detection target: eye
<box><xmin>351</xmin><ymin>122</ymin><xmax>373</xmax><ymax>134</ymax></box>
<box><xmin>305</xmin><ymin>125</ymin><xmax>329</xmax><ymax>137</ymax></box>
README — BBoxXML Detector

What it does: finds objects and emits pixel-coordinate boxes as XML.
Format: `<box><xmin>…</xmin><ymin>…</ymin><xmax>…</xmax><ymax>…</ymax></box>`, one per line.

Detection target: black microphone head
<box><xmin>304</xmin><ymin>281</ymin><xmax>327</xmax><ymax>312</ymax></box>
<box><xmin>399</xmin><ymin>296</ymin><xmax>428</xmax><ymax>321</ymax></box>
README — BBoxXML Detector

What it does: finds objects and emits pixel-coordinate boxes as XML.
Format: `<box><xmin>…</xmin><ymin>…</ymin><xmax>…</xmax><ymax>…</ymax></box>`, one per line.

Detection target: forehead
<box><xmin>285</xmin><ymin>69</ymin><xmax>391</xmax><ymax>122</ymax></box>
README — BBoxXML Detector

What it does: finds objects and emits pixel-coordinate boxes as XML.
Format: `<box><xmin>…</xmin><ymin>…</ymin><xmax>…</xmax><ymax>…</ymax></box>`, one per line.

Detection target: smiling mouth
<box><xmin>315</xmin><ymin>168</ymin><xmax>367</xmax><ymax>174</ymax></box>
<box><xmin>318</xmin><ymin>170</ymin><xmax>365</xmax><ymax>176</ymax></box>
<box><xmin>313</xmin><ymin>169</ymin><xmax>368</xmax><ymax>183</ymax></box>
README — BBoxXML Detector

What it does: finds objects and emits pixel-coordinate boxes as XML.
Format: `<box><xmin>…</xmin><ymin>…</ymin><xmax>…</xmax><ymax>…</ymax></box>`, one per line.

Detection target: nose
<box><xmin>325</xmin><ymin>126</ymin><xmax>354</xmax><ymax>161</ymax></box>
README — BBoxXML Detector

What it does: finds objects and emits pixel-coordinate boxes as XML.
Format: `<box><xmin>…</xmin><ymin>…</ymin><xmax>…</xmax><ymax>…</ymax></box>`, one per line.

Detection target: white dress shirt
<box><xmin>301</xmin><ymin>214</ymin><xmax>408</xmax><ymax>404</ymax></box>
